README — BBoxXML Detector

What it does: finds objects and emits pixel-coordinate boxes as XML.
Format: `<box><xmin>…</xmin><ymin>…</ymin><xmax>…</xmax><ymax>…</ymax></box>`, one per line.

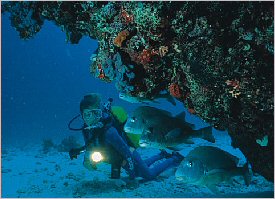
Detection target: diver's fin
<box><xmin>243</xmin><ymin>162</ymin><xmax>253</xmax><ymax>186</ymax></box>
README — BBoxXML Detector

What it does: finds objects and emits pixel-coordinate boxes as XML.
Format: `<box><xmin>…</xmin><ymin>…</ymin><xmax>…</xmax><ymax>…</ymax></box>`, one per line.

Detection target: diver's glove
<box><xmin>69</xmin><ymin>146</ymin><xmax>85</xmax><ymax>160</ymax></box>
<box><xmin>69</xmin><ymin>148</ymin><xmax>80</xmax><ymax>160</ymax></box>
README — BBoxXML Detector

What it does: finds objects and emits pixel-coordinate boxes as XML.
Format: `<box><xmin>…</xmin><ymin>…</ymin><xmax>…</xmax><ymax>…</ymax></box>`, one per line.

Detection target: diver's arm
<box><xmin>105</xmin><ymin>127</ymin><xmax>135</xmax><ymax>179</ymax></box>
<box><xmin>69</xmin><ymin>145</ymin><xmax>86</xmax><ymax>160</ymax></box>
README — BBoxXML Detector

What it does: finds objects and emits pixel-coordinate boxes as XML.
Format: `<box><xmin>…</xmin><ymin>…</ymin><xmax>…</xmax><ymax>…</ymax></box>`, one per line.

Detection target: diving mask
<box><xmin>83</xmin><ymin>108</ymin><xmax>102</xmax><ymax>120</ymax></box>
<box><xmin>82</xmin><ymin>108</ymin><xmax>103</xmax><ymax>128</ymax></box>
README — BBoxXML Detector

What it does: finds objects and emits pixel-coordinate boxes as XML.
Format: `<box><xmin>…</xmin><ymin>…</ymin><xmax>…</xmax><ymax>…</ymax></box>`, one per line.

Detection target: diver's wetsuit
<box><xmin>81</xmin><ymin>112</ymin><xmax>178</xmax><ymax>180</ymax></box>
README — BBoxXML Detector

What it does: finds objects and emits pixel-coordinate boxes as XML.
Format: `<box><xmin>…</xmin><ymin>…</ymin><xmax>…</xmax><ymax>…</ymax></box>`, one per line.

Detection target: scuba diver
<box><xmin>68</xmin><ymin>93</ymin><xmax>183</xmax><ymax>183</ymax></box>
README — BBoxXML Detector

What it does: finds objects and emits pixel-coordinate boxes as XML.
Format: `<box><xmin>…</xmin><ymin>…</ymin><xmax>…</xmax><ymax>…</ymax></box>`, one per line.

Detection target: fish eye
<box><xmin>130</xmin><ymin>117</ymin><xmax>136</xmax><ymax>123</ymax></box>
<box><xmin>187</xmin><ymin>161</ymin><xmax>193</xmax><ymax>168</ymax></box>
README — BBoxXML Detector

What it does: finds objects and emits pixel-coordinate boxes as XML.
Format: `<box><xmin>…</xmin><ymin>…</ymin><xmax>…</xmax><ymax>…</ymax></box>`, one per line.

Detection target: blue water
<box><xmin>2</xmin><ymin>13</ymin><xmax>189</xmax><ymax>147</ymax></box>
<box><xmin>2</xmin><ymin>13</ymin><xmax>138</xmax><ymax>146</ymax></box>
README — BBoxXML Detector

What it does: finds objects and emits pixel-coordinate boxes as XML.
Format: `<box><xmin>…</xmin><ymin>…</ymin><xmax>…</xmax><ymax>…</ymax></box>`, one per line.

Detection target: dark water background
<box><xmin>2</xmin><ymin>13</ymin><xmax>186</xmax><ymax>147</ymax></box>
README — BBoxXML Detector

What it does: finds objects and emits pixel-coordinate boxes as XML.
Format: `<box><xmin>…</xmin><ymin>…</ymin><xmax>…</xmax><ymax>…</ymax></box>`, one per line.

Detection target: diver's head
<box><xmin>80</xmin><ymin>93</ymin><xmax>103</xmax><ymax>126</ymax></box>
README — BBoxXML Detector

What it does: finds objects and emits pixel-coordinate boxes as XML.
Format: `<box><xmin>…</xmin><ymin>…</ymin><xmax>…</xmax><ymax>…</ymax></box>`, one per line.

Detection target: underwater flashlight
<box><xmin>90</xmin><ymin>151</ymin><xmax>103</xmax><ymax>162</ymax></box>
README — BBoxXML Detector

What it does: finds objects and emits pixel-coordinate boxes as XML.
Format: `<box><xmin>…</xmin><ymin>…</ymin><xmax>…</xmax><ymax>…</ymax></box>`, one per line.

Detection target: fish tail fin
<box><xmin>200</xmin><ymin>126</ymin><xmax>215</xmax><ymax>143</ymax></box>
<box><xmin>243</xmin><ymin>162</ymin><xmax>253</xmax><ymax>186</ymax></box>
<box><xmin>175</xmin><ymin>112</ymin><xmax>196</xmax><ymax>129</ymax></box>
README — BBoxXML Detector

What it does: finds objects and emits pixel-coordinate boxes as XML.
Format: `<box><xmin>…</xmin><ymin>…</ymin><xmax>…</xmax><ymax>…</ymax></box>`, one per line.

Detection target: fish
<box><xmin>119</xmin><ymin>92</ymin><xmax>176</xmax><ymax>106</ymax></box>
<box><xmin>123</xmin><ymin>106</ymin><xmax>215</xmax><ymax>148</ymax></box>
<box><xmin>175</xmin><ymin>146</ymin><xmax>253</xmax><ymax>193</ymax></box>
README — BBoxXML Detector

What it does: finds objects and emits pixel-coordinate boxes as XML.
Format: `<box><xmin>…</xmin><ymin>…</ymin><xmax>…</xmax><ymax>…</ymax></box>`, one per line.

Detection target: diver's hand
<box><xmin>69</xmin><ymin>148</ymin><xmax>81</xmax><ymax>160</ymax></box>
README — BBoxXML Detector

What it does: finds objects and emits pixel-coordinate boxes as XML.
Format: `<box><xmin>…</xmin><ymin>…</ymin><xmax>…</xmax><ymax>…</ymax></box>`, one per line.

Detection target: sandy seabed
<box><xmin>1</xmin><ymin>142</ymin><xmax>274</xmax><ymax>198</ymax></box>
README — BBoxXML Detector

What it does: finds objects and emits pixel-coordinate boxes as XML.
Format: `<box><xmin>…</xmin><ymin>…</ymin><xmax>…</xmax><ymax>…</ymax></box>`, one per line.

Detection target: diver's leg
<box><xmin>131</xmin><ymin>150</ymin><xmax>155</xmax><ymax>179</ymax></box>
<box><xmin>144</xmin><ymin>150</ymin><xmax>171</xmax><ymax>166</ymax></box>
<box><xmin>132</xmin><ymin>150</ymin><xmax>178</xmax><ymax>180</ymax></box>
<box><xmin>144</xmin><ymin>154</ymin><xmax>163</xmax><ymax>166</ymax></box>
<box><xmin>147</xmin><ymin>157</ymin><xmax>179</xmax><ymax>178</ymax></box>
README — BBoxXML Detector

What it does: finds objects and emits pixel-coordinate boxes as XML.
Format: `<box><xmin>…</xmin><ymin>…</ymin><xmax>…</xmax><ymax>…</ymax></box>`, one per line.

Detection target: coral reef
<box><xmin>2</xmin><ymin>1</ymin><xmax>274</xmax><ymax>181</ymax></box>
<box><xmin>169</xmin><ymin>83</ymin><xmax>183</xmax><ymax>99</ymax></box>
<box><xmin>114</xmin><ymin>30</ymin><xmax>129</xmax><ymax>47</ymax></box>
